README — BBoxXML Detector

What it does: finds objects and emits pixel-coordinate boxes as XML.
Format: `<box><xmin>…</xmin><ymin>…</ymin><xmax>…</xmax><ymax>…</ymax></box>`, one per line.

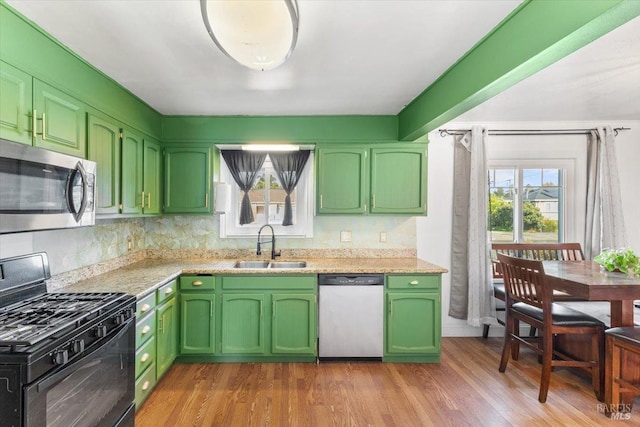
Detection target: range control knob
<box><xmin>95</xmin><ymin>325</ymin><xmax>107</xmax><ymax>338</ymax></box>
<box><xmin>114</xmin><ymin>313</ymin><xmax>125</xmax><ymax>325</ymax></box>
<box><xmin>70</xmin><ymin>339</ymin><xmax>85</xmax><ymax>354</ymax></box>
<box><xmin>125</xmin><ymin>308</ymin><xmax>135</xmax><ymax>319</ymax></box>
<box><xmin>53</xmin><ymin>349</ymin><xmax>69</xmax><ymax>366</ymax></box>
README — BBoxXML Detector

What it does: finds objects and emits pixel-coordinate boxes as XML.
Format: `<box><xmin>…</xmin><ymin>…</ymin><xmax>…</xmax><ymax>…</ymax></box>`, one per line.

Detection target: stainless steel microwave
<box><xmin>0</xmin><ymin>138</ymin><xmax>96</xmax><ymax>234</ymax></box>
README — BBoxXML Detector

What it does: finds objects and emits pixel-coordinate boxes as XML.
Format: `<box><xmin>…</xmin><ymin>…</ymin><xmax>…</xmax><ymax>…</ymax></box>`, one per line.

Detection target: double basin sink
<box><xmin>234</xmin><ymin>260</ymin><xmax>307</xmax><ymax>269</ymax></box>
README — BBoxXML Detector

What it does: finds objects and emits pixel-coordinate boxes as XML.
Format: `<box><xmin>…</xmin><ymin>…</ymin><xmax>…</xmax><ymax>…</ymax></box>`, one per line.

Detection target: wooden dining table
<box><xmin>543</xmin><ymin>260</ymin><xmax>639</xmax><ymax>327</ymax></box>
<box><xmin>543</xmin><ymin>260</ymin><xmax>639</xmax><ymax>413</ymax></box>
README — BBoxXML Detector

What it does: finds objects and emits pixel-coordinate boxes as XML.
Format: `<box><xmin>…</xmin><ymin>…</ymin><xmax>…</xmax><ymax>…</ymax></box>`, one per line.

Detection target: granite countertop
<box><xmin>55</xmin><ymin>257</ymin><xmax>447</xmax><ymax>299</ymax></box>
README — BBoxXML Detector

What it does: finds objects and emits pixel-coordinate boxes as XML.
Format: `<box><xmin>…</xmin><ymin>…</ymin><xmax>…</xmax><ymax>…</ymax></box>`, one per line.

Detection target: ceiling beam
<box><xmin>397</xmin><ymin>0</ymin><xmax>640</xmax><ymax>141</ymax></box>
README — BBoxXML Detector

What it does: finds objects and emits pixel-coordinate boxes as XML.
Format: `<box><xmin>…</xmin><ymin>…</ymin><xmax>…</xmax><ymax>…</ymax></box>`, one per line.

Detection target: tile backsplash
<box><xmin>0</xmin><ymin>215</ymin><xmax>416</xmax><ymax>275</ymax></box>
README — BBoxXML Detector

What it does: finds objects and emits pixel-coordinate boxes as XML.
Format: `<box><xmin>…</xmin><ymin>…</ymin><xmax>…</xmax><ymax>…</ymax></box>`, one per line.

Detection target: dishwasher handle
<box><xmin>318</xmin><ymin>274</ymin><xmax>384</xmax><ymax>286</ymax></box>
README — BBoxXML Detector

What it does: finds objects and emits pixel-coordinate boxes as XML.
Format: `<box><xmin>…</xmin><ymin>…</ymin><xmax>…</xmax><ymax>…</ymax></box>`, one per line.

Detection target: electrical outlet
<box><xmin>379</xmin><ymin>232</ymin><xmax>387</xmax><ymax>243</ymax></box>
<box><xmin>340</xmin><ymin>230</ymin><xmax>352</xmax><ymax>242</ymax></box>
<box><xmin>127</xmin><ymin>237</ymin><xmax>133</xmax><ymax>251</ymax></box>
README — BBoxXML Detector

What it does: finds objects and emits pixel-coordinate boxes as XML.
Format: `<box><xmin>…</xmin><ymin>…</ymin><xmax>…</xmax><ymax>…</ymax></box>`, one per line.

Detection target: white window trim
<box><xmin>219</xmin><ymin>152</ymin><xmax>315</xmax><ymax>238</ymax></box>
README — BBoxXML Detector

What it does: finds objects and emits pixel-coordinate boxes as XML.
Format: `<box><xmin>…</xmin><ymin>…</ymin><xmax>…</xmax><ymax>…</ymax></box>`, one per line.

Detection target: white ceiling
<box><xmin>6</xmin><ymin>0</ymin><xmax>639</xmax><ymax>122</ymax></box>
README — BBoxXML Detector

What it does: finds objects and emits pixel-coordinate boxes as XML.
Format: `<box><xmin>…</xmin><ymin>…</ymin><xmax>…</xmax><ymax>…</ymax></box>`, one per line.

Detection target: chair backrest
<box><xmin>491</xmin><ymin>243</ymin><xmax>584</xmax><ymax>279</ymax></box>
<box><xmin>497</xmin><ymin>253</ymin><xmax>550</xmax><ymax>311</ymax></box>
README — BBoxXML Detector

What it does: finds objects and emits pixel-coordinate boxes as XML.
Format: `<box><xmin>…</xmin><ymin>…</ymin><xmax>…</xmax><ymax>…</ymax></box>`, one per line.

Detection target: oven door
<box><xmin>24</xmin><ymin>319</ymin><xmax>135</xmax><ymax>427</ymax></box>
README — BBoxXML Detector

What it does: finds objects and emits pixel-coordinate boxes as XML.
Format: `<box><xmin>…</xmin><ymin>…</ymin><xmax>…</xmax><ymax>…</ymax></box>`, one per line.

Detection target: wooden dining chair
<box><xmin>605</xmin><ymin>327</ymin><xmax>640</xmax><ymax>416</ymax></box>
<box><xmin>497</xmin><ymin>253</ymin><xmax>605</xmax><ymax>403</ymax></box>
<box><xmin>483</xmin><ymin>242</ymin><xmax>586</xmax><ymax>338</ymax></box>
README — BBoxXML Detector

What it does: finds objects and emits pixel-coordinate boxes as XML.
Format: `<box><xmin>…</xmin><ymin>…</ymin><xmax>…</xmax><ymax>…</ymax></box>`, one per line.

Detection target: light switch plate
<box><xmin>340</xmin><ymin>230</ymin><xmax>352</xmax><ymax>242</ymax></box>
<box><xmin>379</xmin><ymin>232</ymin><xmax>387</xmax><ymax>243</ymax></box>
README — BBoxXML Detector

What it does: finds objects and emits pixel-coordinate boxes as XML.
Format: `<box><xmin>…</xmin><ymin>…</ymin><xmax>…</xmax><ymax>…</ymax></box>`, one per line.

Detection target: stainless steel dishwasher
<box><xmin>318</xmin><ymin>274</ymin><xmax>384</xmax><ymax>359</ymax></box>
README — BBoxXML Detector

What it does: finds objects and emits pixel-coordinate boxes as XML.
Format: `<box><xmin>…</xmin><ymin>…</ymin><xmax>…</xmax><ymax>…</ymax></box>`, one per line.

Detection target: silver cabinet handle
<box><xmin>320</xmin><ymin>194</ymin><xmax>323</xmax><ymax>209</ymax></box>
<box><xmin>205</xmin><ymin>193</ymin><xmax>209</xmax><ymax>208</ymax></box>
<box><xmin>140</xmin><ymin>353</ymin><xmax>150</xmax><ymax>362</ymax></box>
<box><xmin>140</xmin><ymin>304</ymin><xmax>150</xmax><ymax>313</ymax></box>
<box><xmin>141</xmin><ymin>325</ymin><xmax>151</xmax><ymax>335</ymax></box>
<box><xmin>147</xmin><ymin>192</ymin><xmax>151</xmax><ymax>208</ymax></box>
<box><xmin>192</xmin><ymin>280</ymin><xmax>203</xmax><ymax>286</ymax></box>
<box><xmin>165</xmin><ymin>287</ymin><xmax>173</xmax><ymax>295</ymax></box>
<box><xmin>142</xmin><ymin>381</ymin><xmax>150</xmax><ymax>391</ymax></box>
<box><xmin>141</xmin><ymin>191</ymin><xmax>145</xmax><ymax>208</ymax></box>
<box><xmin>409</xmin><ymin>280</ymin><xmax>419</xmax><ymax>285</ymax></box>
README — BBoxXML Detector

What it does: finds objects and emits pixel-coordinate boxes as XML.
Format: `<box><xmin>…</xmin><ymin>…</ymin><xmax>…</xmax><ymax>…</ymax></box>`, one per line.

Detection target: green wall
<box><xmin>162</xmin><ymin>115</ymin><xmax>399</xmax><ymax>143</ymax></box>
<box><xmin>0</xmin><ymin>2</ymin><xmax>163</xmax><ymax>138</ymax></box>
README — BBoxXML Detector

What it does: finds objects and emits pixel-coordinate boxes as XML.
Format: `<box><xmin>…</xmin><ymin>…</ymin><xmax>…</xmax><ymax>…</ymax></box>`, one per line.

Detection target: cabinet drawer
<box><xmin>220</xmin><ymin>275</ymin><xmax>316</xmax><ymax>290</ymax></box>
<box><xmin>136</xmin><ymin>293</ymin><xmax>156</xmax><ymax>319</ymax></box>
<box><xmin>386</xmin><ymin>275</ymin><xmax>440</xmax><ymax>290</ymax></box>
<box><xmin>136</xmin><ymin>311</ymin><xmax>156</xmax><ymax>346</ymax></box>
<box><xmin>180</xmin><ymin>275</ymin><xmax>215</xmax><ymax>290</ymax></box>
<box><xmin>157</xmin><ymin>279</ymin><xmax>177</xmax><ymax>304</ymax></box>
<box><xmin>135</xmin><ymin>363</ymin><xmax>157</xmax><ymax>408</ymax></box>
<box><xmin>135</xmin><ymin>336</ymin><xmax>156</xmax><ymax>378</ymax></box>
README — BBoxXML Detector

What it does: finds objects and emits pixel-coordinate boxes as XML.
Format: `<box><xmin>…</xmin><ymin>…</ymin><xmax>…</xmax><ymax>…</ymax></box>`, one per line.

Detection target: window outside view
<box><xmin>488</xmin><ymin>168</ymin><xmax>563</xmax><ymax>243</ymax></box>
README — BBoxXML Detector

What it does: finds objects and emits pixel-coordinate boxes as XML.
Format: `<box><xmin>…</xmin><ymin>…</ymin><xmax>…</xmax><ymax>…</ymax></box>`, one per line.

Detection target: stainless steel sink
<box><xmin>233</xmin><ymin>260</ymin><xmax>307</xmax><ymax>269</ymax></box>
<box><xmin>269</xmin><ymin>261</ymin><xmax>307</xmax><ymax>269</ymax></box>
<box><xmin>234</xmin><ymin>260</ymin><xmax>270</xmax><ymax>269</ymax></box>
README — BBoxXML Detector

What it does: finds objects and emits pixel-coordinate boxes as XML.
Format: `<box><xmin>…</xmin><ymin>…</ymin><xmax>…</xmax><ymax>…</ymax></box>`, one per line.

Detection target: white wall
<box><xmin>417</xmin><ymin>120</ymin><xmax>640</xmax><ymax>337</ymax></box>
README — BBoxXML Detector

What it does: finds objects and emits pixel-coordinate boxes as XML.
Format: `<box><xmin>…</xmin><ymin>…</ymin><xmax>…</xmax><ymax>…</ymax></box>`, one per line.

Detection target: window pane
<box><xmin>522</xmin><ymin>168</ymin><xmax>561</xmax><ymax>243</ymax></box>
<box><xmin>522</xmin><ymin>168</ymin><xmax>542</xmax><ymax>187</ymax></box>
<box><xmin>488</xmin><ymin>169</ymin><xmax>515</xmax><ymax>242</ymax></box>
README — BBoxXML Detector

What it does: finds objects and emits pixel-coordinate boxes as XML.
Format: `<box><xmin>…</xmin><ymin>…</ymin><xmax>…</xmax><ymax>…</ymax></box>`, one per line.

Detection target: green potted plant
<box><xmin>594</xmin><ymin>248</ymin><xmax>639</xmax><ymax>276</ymax></box>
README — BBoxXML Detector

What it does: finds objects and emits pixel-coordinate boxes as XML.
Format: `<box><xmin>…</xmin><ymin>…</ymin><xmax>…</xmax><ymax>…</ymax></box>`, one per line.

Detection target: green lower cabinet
<box><xmin>384</xmin><ymin>275</ymin><xmax>441</xmax><ymax>362</ymax></box>
<box><xmin>180</xmin><ymin>293</ymin><xmax>215</xmax><ymax>354</ymax></box>
<box><xmin>271</xmin><ymin>294</ymin><xmax>316</xmax><ymax>354</ymax></box>
<box><xmin>221</xmin><ymin>293</ymin><xmax>266</xmax><ymax>354</ymax></box>
<box><xmin>135</xmin><ymin>363</ymin><xmax>157</xmax><ymax>409</ymax></box>
<box><xmin>156</xmin><ymin>296</ymin><xmax>177</xmax><ymax>379</ymax></box>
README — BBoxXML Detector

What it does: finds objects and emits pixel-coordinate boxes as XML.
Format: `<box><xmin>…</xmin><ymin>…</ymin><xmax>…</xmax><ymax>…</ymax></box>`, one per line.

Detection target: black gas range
<box><xmin>0</xmin><ymin>253</ymin><xmax>136</xmax><ymax>427</ymax></box>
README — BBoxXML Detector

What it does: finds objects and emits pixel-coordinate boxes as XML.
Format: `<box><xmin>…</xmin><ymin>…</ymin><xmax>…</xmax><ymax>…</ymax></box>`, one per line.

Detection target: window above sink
<box><xmin>219</xmin><ymin>152</ymin><xmax>315</xmax><ymax>238</ymax></box>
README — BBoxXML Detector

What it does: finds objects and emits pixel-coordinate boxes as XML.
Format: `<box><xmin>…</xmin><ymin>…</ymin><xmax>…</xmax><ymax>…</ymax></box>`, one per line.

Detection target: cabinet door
<box><xmin>156</xmin><ymin>297</ymin><xmax>177</xmax><ymax>379</ymax></box>
<box><xmin>164</xmin><ymin>146</ymin><xmax>212</xmax><ymax>214</ymax></box>
<box><xmin>271</xmin><ymin>294</ymin><xmax>316</xmax><ymax>355</ymax></box>
<box><xmin>121</xmin><ymin>128</ymin><xmax>144</xmax><ymax>215</ymax></box>
<box><xmin>180</xmin><ymin>293</ymin><xmax>215</xmax><ymax>354</ymax></box>
<box><xmin>371</xmin><ymin>148</ymin><xmax>426</xmax><ymax>214</ymax></box>
<box><xmin>386</xmin><ymin>292</ymin><xmax>440</xmax><ymax>354</ymax></box>
<box><xmin>221</xmin><ymin>293</ymin><xmax>265</xmax><ymax>354</ymax></box>
<box><xmin>87</xmin><ymin>114</ymin><xmax>121</xmax><ymax>214</ymax></box>
<box><xmin>317</xmin><ymin>148</ymin><xmax>368</xmax><ymax>214</ymax></box>
<box><xmin>33</xmin><ymin>79</ymin><xmax>86</xmax><ymax>157</ymax></box>
<box><xmin>0</xmin><ymin>61</ymin><xmax>32</xmax><ymax>145</ymax></box>
<box><xmin>143</xmin><ymin>138</ymin><xmax>162</xmax><ymax>214</ymax></box>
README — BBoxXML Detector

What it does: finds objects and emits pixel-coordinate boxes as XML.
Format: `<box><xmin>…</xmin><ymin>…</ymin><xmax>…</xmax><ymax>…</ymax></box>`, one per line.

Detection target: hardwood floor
<box><xmin>135</xmin><ymin>338</ymin><xmax>639</xmax><ymax>426</ymax></box>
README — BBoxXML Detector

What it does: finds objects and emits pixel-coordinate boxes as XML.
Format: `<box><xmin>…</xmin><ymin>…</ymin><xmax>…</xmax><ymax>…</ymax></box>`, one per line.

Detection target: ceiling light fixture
<box><xmin>200</xmin><ymin>0</ymin><xmax>299</xmax><ymax>71</ymax></box>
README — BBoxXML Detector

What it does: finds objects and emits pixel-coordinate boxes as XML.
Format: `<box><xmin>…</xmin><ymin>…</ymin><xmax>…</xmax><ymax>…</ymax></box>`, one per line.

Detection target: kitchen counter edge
<box><xmin>53</xmin><ymin>258</ymin><xmax>448</xmax><ymax>299</ymax></box>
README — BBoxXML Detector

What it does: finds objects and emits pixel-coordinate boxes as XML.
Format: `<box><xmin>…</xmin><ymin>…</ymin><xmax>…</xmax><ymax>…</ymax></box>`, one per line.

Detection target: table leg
<box><xmin>610</xmin><ymin>300</ymin><xmax>635</xmax><ymax>327</ymax></box>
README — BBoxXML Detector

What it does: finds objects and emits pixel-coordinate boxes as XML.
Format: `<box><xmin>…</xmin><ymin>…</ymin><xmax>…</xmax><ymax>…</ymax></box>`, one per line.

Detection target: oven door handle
<box><xmin>37</xmin><ymin>319</ymin><xmax>132</xmax><ymax>392</ymax></box>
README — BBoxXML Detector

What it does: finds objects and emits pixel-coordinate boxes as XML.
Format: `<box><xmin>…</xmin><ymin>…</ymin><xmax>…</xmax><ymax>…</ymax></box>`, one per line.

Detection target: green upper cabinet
<box><xmin>33</xmin><ymin>79</ymin><xmax>86</xmax><ymax>158</ymax></box>
<box><xmin>121</xmin><ymin>127</ymin><xmax>144</xmax><ymax>215</ymax></box>
<box><xmin>370</xmin><ymin>147</ymin><xmax>426</xmax><ymax>214</ymax></box>
<box><xmin>317</xmin><ymin>144</ymin><xmax>428</xmax><ymax>215</ymax></box>
<box><xmin>142</xmin><ymin>137</ymin><xmax>162</xmax><ymax>214</ymax></box>
<box><xmin>87</xmin><ymin>113</ymin><xmax>120</xmax><ymax>214</ymax></box>
<box><xmin>317</xmin><ymin>147</ymin><xmax>368</xmax><ymax>214</ymax></box>
<box><xmin>163</xmin><ymin>145</ymin><xmax>212</xmax><ymax>214</ymax></box>
<box><xmin>0</xmin><ymin>61</ymin><xmax>32</xmax><ymax>145</ymax></box>
<box><xmin>271</xmin><ymin>293</ymin><xmax>316</xmax><ymax>355</ymax></box>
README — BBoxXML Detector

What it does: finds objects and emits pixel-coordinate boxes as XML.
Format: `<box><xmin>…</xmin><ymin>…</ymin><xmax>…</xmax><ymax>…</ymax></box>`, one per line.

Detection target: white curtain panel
<box><xmin>449</xmin><ymin>126</ymin><xmax>496</xmax><ymax>327</ymax></box>
<box><xmin>584</xmin><ymin>126</ymin><xmax>626</xmax><ymax>259</ymax></box>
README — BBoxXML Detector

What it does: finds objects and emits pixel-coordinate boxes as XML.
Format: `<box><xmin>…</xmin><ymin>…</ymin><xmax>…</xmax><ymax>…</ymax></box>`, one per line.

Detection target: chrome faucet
<box><xmin>257</xmin><ymin>224</ymin><xmax>281</xmax><ymax>260</ymax></box>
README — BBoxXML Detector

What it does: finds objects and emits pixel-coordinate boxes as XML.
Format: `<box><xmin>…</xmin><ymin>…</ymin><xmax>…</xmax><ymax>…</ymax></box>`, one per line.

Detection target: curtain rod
<box><xmin>438</xmin><ymin>127</ymin><xmax>631</xmax><ymax>137</ymax></box>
